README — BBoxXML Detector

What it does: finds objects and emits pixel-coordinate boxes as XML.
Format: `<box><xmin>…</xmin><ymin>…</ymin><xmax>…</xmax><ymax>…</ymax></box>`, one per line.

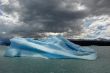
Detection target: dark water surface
<box><xmin>0</xmin><ymin>46</ymin><xmax>110</xmax><ymax>73</ymax></box>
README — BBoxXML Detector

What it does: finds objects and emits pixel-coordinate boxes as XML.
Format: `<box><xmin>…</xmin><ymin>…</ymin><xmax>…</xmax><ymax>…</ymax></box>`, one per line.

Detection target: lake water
<box><xmin>0</xmin><ymin>46</ymin><xmax>110</xmax><ymax>73</ymax></box>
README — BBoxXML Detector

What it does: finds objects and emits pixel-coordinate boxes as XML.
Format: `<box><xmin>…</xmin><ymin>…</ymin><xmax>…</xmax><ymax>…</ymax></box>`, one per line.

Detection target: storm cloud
<box><xmin>16</xmin><ymin>0</ymin><xmax>88</xmax><ymax>33</ymax></box>
<box><xmin>0</xmin><ymin>0</ymin><xmax>110</xmax><ymax>38</ymax></box>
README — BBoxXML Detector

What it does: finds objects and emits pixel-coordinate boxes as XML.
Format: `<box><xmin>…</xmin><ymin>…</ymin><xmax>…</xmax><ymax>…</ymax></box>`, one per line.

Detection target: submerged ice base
<box><xmin>4</xmin><ymin>36</ymin><xmax>97</xmax><ymax>60</ymax></box>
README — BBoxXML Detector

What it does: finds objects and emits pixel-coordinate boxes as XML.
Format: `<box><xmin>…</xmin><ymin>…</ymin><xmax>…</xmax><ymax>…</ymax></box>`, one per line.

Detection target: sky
<box><xmin>0</xmin><ymin>0</ymin><xmax>110</xmax><ymax>39</ymax></box>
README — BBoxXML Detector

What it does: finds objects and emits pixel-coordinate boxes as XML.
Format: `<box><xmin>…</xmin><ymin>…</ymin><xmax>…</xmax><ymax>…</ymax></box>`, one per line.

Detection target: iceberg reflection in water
<box><xmin>4</xmin><ymin>36</ymin><xmax>97</xmax><ymax>60</ymax></box>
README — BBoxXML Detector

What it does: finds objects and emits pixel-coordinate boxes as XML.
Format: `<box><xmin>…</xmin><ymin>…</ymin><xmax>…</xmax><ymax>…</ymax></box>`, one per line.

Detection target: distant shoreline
<box><xmin>1</xmin><ymin>38</ymin><xmax>110</xmax><ymax>46</ymax></box>
<box><xmin>69</xmin><ymin>39</ymin><xmax>110</xmax><ymax>46</ymax></box>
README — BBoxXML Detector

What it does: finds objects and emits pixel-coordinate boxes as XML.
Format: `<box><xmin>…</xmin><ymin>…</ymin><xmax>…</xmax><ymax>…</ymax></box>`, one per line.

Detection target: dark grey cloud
<box><xmin>0</xmin><ymin>0</ymin><xmax>110</xmax><ymax>38</ymax></box>
<box><xmin>17</xmin><ymin>0</ymin><xmax>110</xmax><ymax>34</ymax></box>
<box><xmin>81</xmin><ymin>0</ymin><xmax>110</xmax><ymax>15</ymax></box>
<box><xmin>15</xmin><ymin>0</ymin><xmax>88</xmax><ymax>33</ymax></box>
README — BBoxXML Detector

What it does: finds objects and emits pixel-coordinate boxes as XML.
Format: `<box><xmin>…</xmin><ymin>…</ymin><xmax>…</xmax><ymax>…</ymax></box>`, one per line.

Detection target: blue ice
<box><xmin>4</xmin><ymin>35</ymin><xmax>97</xmax><ymax>60</ymax></box>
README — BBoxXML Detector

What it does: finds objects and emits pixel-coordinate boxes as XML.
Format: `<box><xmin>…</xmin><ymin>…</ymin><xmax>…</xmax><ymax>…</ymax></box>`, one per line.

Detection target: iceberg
<box><xmin>4</xmin><ymin>35</ymin><xmax>97</xmax><ymax>60</ymax></box>
<box><xmin>0</xmin><ymin>38</ymin><xmax>10</xmax><ymax>46</ymax></box>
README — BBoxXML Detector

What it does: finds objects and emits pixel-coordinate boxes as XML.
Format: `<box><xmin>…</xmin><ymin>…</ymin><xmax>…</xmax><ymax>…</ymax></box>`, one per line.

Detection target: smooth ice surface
<box><xmin>4</xmin><ymin>36</ymin><xmax>97</xmax><ymax>60</ymax></box>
